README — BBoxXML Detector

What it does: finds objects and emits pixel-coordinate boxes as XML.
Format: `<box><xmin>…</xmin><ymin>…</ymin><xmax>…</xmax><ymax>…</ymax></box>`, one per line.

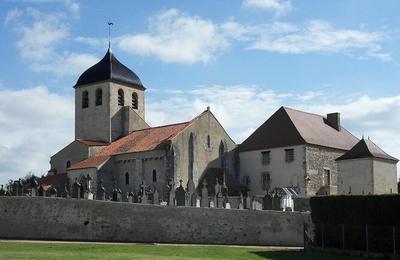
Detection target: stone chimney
<box><xmin>327</xmin><ymin>112</ymin><xmax>341</xmax><ymax>131</ymax></box>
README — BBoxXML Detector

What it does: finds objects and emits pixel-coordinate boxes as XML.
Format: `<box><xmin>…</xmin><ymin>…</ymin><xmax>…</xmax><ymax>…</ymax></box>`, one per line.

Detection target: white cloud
<box><xmin>4</xmin><ymin>8</ymin><xmax>23</xmax><ymax>25</ymax></box>
<box><xmin>65</xmin><ymin>0</ymin><xmax>79</xmax><ymax>17</ymax></box>
<box><xmin>6</xmin><ymin>7</ymin><xmax>98</xmax><ymax>76</ymax></box>
<box><xmin>0</xmin><ymin>86</ymin><xmax>74</xmax><ymax>185</ymax></box>
<box><xmin>243</xmin><ymin>0</ymin><xmax>292</xmax><ymax>17</ymax></box>
<box><xmin>118</xmin><ymin>9</ymin><xmax>228</xmax><ymax>64</ymax></box>
<box><xmin>248</xmin><ymin>20</ymin><xmax>390</xmax><ymax>60</ymax></box>
<box><xmin>31</xmin><ymin>52</ymin><xmax>98</xmax><ymax>76</ymax></box>
<box><xmin>116</xmin><ymin>9</ymin><xmax>389</xmax><ymax>63</ymax></box>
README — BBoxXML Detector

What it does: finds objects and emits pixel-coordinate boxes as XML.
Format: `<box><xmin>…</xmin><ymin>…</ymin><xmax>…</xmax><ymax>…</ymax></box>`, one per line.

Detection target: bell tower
<box><xmin>74</xmin><ymin>48</ymin><xmax>148</xmax><ymax>143</ymax></box>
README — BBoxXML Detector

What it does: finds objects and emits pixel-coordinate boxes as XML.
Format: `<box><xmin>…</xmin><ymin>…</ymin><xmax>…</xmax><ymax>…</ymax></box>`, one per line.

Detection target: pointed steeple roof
<box><xmin>74</xmin><ymin>48</ymin><xmax>145</xmax><ymax>89</ymax></box>
<box><xmin>336</xmin><ymin>138</ymin><xmax>398</xmax><ymax>162</ymax></box>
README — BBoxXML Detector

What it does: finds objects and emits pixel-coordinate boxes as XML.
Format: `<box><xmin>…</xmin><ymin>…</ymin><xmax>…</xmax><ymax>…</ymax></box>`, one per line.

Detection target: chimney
<box><xmin>327</xmin><ymin>112</ymin><xmax>341</xmax><ymax>131</ymax></box>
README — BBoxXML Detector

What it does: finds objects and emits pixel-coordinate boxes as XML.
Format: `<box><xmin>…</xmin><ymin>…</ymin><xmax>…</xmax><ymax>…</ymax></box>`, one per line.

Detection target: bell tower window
<box><xmin>95</xmin><ymin>88</ymin><xmax>102</xmax><ymax>106</ymax></box>
<box><xmin>82</xmin><ymin>91</ymin><xmax>89</xmax><ymax>108</ymax></box>
<box><xmin>132</xmin><ymin>93</ymin><xmax>138</xmax><ymax>109</ymax></box>
<box><xmin>118</xmin><ymin>89</ymin><xmax>124</xmax><ymax>106</ymax></box>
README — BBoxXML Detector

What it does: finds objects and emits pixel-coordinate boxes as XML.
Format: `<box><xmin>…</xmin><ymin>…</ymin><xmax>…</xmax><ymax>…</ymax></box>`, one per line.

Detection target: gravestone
<box><xmin>209</xmin><ymin>199</ymin><xmax>215</xmax><ymax>208</ymax></box>
<box><xmin>175</xmin><ymin>180</ymin><xmax>186</xmax><ymax>206</ymax></box>
<box><xmin>62</xmin><ymin>184</ymin><xmax>70</xmax><ymax>198</ymax></box>
<box><xmin>272</xmin><ymin>193</ymin><xmax>281</xmax><ymax>210</ymax></box>
<box><xmin>0</xmin><ymin>185</ymin><xmax>5</xmax><ymax>196</ymax></box>
<box><xmin>245</xmin><ymin>195</ymin><xmax>251</xmax><ymax>209</ymax></box>
<box><xmin>112</xmin><ymin>183</ymin><xmax>119</xmax><ymax>202</ymax></box>
<box><xmin>167</xmin><ymin>179</ymin><xmax>175</xmax><ymax>206</ymax></box>
<box><xmin>97</xmin><ymin>181</ymin><xmax>106</xmax><ymax>201</ymax></box>
<box><xmin>38</xmin><ymin>185</ymin><xmax>45</xmax><ymax>197</ymax></box>
<box><xmin>30</xmin><ymin>178</ymin><xmax>39</xmax><ymax>197</ymax></box>
<box><xmin>153</xmin><ymin>189</ymin><xmax>159</xmax><ymax>205</ymax></box>
<box><xmin>128</xmin><ymin>192</ymin><xmax>134</xmax><ymax>203</ymax></box>
<box><xmin>200</xmin><ymin>179</ymin><xmax>209</xmax><ymax>208</ymax></box>
<box><xmin>186</xmin><ymin>178</ymin><xmax>196</xmax><ymax>206</ymax></box>
<box><xmin>49</xmin><ymin>187</ymin><xmax>58</xmax><ymax>198</ymax></box>
<box><xmin>196</xmin><ymin>198</ymin><xmax>201</xmax><ymax>207</ymax></box>
<box><xmin>238</xmin><ymin>193</ymin><xmax>244</xmax><ymax>210</ymax></box>
<box><xmin>73</xmin><ymin>178</ymin><xmax>81</xmax><ymax>199</ymax></box>
<box><xmin>83</xmin><ymin>174</ymin><xmax>94</xmax><ymax>200</ymax></box>
<box><xmin>263</xmin><ymin>193</ymin><xmax>273</xmax><ymax>210</ymax></box>
<box><xmin>140</xmin><ymin>181</ymin><xmax>148</xmax><ymax>204</ymax></box>
<box><xmin>225</xmin><ymin>202</ymin><xmax>231</xmax><ymax>209</ymax></box>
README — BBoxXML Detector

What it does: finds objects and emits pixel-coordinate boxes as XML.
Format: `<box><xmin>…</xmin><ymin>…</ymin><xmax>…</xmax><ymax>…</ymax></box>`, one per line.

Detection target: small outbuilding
<box><xmin>336</xmin><ymin>138</ymin><xmax>398</xmax><ymax>195</ymax></box>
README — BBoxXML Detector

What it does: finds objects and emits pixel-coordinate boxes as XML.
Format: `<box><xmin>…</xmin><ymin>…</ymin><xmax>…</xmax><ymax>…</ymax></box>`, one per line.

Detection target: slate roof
<box><xmin>69</xmin><ymin>122</ymin><xmax>190</xmax><ymax>170</ymax></box>
<box><xmin>74</xmin><ymin>48</ymin><xmax>145</xmax><ymax>89</ymax></box>
<box><xmin>239</xmin><ymin>106</ymin><xmax>359</xmax><ymax>152</ymax></box>
<box><xmin>336</xmin><ymin>138</ymin><xmax>398</xmax><ymax>162</ymax></box>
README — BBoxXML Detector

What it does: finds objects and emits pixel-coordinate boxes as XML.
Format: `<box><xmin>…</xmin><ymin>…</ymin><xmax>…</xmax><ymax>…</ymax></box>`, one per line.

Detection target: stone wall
<box><xmin>305</xmin><ymin>145</ymin><xmax>345</xmax><ymax>196</ymax></box>
<box><xmin>0</xmin><ymin>197</ymin><xmax>310</xmax><ymax>246</ymax></box>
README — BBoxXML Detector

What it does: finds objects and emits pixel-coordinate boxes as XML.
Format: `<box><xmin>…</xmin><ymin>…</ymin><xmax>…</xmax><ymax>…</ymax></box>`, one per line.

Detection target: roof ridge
<box><xmin>283</xmin><ymin>106</ymin><xmax>326</xmax><ymax>118</ymax></box>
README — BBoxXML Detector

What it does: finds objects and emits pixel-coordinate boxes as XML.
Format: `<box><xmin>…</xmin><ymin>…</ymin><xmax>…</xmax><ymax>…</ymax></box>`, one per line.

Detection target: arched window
<box><xmin>152</xmin><ymin>169</ymin><xmax>157</xmax><ymax>182</ymax></box>
<box><xmin>207</xmin><ymin>135</ymin><xmax>211</xmax><ymax>148</ymax></box>
<box><xmin>66</xmin><ymin>161</ymin><xmax>71</xmax><ymax>169</ymax></box>
<box><xmin>95</xmin><ymin>88</ymin><xmax>102</xmax><ymax>106</ymax></box>
<box><xmin>125</xmin><ymin>172</ymin><xmax>129</xmax><ymax>185</ymax></box>
<box><xmin>219</xmin><ymin>141</ymin><xmax>226</xmax><ymax>170</ymax></box>
<box><xmin>118</xmin><ymin>89</ymin><xmax>124</xmax><ymax>106</ymax></box>
<box><xmin>82</xmin><ymin>91</ymin><xmax>89</xmax><ymax>108</ymax></box>
<box><xmin>132</xmin><ymin>92</ymin><xmax>138</xmax><ymax>109</ymax></box>
<box><xmin>188</xmin><ymin>133</ymin><xmax>194</xmax><ymax>180</ymax></box>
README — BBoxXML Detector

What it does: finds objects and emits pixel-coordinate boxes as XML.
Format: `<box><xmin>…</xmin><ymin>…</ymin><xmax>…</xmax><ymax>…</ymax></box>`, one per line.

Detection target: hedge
<box><xmin>310</xmin><ymin>194</ymin><xmax>400</xmax><ymax>225</ymax></box>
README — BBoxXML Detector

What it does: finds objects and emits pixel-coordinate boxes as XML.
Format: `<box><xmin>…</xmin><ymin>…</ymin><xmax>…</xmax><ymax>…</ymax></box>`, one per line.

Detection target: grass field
<box><xmin>0</xmin><ymin>241</ymin><xmax>364</xmax><ymax>259</ymax></box>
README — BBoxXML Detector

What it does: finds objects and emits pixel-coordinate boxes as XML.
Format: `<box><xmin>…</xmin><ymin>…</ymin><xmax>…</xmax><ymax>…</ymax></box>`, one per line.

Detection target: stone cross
<box><xmin>175</xmin><ymin>179</ymin><xmax>186</xmax><ymax>206</ymax></box>
<box><xmin>167</xmin><ymin>178</ymin><xmax>175</xmax><ymax>206</ymax></box>
<box><xmin>74</xmin><ymin>178</ymin><xmax>81</xmax><ymax>199</ymax></box>
<box><xmin>128</xmin><ymin>192</ymin><xmax>134</xmax><ymax>203</ymax></box>
<box><xmin>238</xmin><ymin>193</ymin><xmax>244</xmax><ymax>210</ymax></box>
<box><xmin>140</xmin><ymin>181</ymin><xmax>148</xmax><ymax>204</ymax></box>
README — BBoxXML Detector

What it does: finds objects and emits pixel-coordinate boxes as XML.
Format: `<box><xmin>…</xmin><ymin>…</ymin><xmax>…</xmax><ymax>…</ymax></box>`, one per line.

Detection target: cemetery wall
<box><xmin>0</xmin><ymin>196</ymin><xmax>311</xmax><ymax>246</ymax></box>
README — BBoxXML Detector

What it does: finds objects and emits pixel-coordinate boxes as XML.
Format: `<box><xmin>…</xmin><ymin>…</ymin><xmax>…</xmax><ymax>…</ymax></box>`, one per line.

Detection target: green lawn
<box><xmin>0</xmin><ymin>241</ymin><xmax>363</xmax><ymax>259</ymax></box>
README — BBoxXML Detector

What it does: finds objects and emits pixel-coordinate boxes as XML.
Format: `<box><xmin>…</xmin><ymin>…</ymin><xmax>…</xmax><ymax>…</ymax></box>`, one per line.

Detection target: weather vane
<box><xmin>108</xmin><ymin>22</ymin><xmax>114</xmax><ymax>49</ymax></box>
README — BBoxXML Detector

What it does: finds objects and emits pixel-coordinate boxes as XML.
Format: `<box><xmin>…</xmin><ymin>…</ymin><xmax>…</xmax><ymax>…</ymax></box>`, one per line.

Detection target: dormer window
<box><xmin>95</xmin><ymin>88</ymin><xmax>102</xmax><ymax>106</ymax></box>
<box><xmin>132</xmin><ymin>93</ymin><xmax>138</xmax><ymax>109</ymax></box>
<box><xmin>82</xmin><ymin>91</ymin><xmax>89</xmax><ymax>108</ymax></box>
<box><xmin>118</xmin><ymin>89</ymin><xmax>124</xmax><ymax>106</ymax></box>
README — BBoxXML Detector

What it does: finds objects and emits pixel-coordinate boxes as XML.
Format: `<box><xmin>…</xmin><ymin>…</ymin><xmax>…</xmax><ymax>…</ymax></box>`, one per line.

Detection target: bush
<box><xmin>310</xmin><ymin>194</ymin><xmax>400</xmax><ymax>225</ymax></box>
<box><xmin>310</xmin><ymin>195</ymin><xmax>400</xmax><ymax>254</ymax></box>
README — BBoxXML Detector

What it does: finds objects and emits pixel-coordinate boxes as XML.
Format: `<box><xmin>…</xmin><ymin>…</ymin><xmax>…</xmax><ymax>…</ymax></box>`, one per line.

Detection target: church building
<box><xmin>49</xmin><ymin>48</ymin><xmax>237</xmax><ymax>203</ymax></box>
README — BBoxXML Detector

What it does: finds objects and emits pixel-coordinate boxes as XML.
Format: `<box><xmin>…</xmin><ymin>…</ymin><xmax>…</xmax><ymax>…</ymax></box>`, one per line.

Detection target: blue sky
<box><xmin>0</xmin><ymin>0</ymin><xmax>400</xmax><ymax>183</ymax></box>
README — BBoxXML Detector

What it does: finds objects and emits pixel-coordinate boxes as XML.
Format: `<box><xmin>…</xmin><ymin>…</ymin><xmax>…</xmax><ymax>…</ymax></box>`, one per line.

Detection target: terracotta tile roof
<box><xmin>69</xmin><ymin>122</ymin><xmax>190</xmax><ymax>170</ymax></box>
<box><xmin>240</xmin><ymin>106</ymin><xmax>359</xmax><ymax>152</ymax></box>
<box><xmin>40</xmin><ymin>174</ymin><xmax>67</xmax><ymax>191</ymax></box>
<box><xmin>77</xmin><ymin>140</ymin><xmax>108</xmax><ymax>146</ymax></box>
<box><xmin>336</xmin><ymin>138</ymin><xmax>398</xmax><ymax>162</ymax></box>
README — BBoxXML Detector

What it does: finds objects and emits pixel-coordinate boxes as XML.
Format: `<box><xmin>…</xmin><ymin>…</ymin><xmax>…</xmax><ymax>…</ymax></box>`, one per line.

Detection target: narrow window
<box><xmin>95</xmin><ymin>88</ymin><xmax>102</xmax><ymax>106</ymax></box>
<box><xmin>82</xmin><ymin>91</ymin><xmax>89</xmax><ymax>108</ymax></box>
<box><xmin>118</xmin><ymin>89</ymin><xmax>124</xmax><ymax>106</ymax></box>
<box><xmin>66</xmin><ymin>161</ymin><xmax>71</xmax><ymax>169</ymax></box>
<box><xmin>323</xmin><ymin>169</ymin><xmax>331</xmax><ymax>186</ymax></box>
<box><xmin>261</xmin><ymin>151</ymin><xmax>270</xmax><ymax>165</ymax></box>
<box><xmin>285</xmin><ymin>149</ymin><xmax>294</xmax><ymax>162</ymax></box>
<box><xmin>125</xmin><ymin>172</ymin><xmax>129</xmax><ymax>185</ymax></box>
<box><xmin>207</xmin><ymin>135</ymin><xmax>211</xmax><ymax>148</ymax></box>
<box><xmin>188</xmin><ymin>133</ymin><xmax>194</xmax><ymax>180</ymax></box>
<box><xmin>219</xmin><ymin>141</ymin><xmax>226</xmax><ymax>169</ymax></box>
<box><xmin>152</xmin><ymin>170</ymin><xmax>157</xmax><ymax>182</ymax></box>
<box><xmin>132</xmin><ymin>92</ymin><xmax>138</xmax><ymax>109</ymax></box>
